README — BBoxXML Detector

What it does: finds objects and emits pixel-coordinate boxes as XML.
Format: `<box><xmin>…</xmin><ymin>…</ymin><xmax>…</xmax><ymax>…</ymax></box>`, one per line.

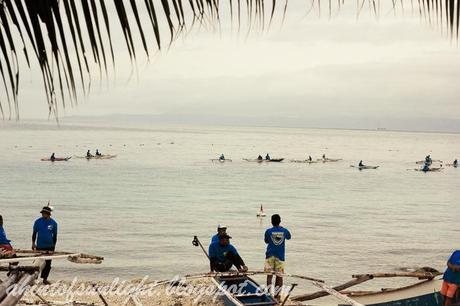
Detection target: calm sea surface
<box><xmin>0</xmin><ymin>122</ymin><xmax>458</xmax><ymax>298</ymax></box>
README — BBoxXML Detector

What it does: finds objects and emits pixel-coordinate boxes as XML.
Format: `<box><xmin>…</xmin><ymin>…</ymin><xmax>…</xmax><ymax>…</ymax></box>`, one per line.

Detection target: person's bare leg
<box><xmin>274</xmin><ymin>276</ymin><xmax>283</xmax><ymax>299</ymax></box>
<box><xmin>444</xmin><ymin>296</ymin><xmax>452</xmax><ymax>306</ymax></box>
<box><xmin>267</xmin><ymin>275</ymin><xmax>273</xmax><ymax>292</ymax></box>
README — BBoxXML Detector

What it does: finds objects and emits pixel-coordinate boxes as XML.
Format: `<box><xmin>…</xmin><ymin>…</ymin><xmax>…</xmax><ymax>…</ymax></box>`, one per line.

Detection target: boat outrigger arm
<box><xmin>191</xmin><ymin>235</ymin><xmax>365</xmax><ymax>306</ymax></box>
<box><xmin>0</xmin><ymin>250</ymin><xmax>104</xmax><ymax>306</ymax></box>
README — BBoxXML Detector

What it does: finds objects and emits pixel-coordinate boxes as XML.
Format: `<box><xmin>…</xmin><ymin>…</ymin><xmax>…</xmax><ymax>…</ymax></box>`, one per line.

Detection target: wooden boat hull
<box><xmin>41</xmin><ymin>157</ymin><xmax>71</xmax><ymax>161</ymax></box>
<box><xmin>290</xmin><ymin>160</ymin><xmax>318</xmax><ymax>163</ymax></box>
<box><xmin>350</xmin><ymin>165</ymin><xmax>379</xmax><ymax>170</ymax></box>
<box><xmin>341</xmin><ymin>279</ymin><xmax>448</xmax><ymax>306</ymax></box>
<box><xmin>212</xmin><ymin>275</ymin><xmax>278</xmax><ymax>306</ymax></box>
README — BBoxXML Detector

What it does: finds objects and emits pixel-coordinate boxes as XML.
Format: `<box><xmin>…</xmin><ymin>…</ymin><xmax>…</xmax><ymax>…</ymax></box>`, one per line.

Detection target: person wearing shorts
<box><xmin>264</xmin><ymin>214</ymin><xmax>291</xmax><ymax>298</ymax></box>
<box><xmin>441</xmin><ymin>250</ymin><xmax>460</xmax><ymax>306</ymax></box>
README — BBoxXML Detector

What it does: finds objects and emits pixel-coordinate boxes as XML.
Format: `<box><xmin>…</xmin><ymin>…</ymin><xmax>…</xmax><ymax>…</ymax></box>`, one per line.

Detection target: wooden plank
<box><xmin>291</xmin><ymin>276</ymin><xmax>371</xmax><ymax>301</ymax></box>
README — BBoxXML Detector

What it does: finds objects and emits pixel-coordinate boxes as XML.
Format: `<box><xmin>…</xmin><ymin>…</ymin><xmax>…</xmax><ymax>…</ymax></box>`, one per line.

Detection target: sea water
<box><xmin>0</xmin><ymin>122</ymin><xmax>458</xmax><ymax>297</ymax></box>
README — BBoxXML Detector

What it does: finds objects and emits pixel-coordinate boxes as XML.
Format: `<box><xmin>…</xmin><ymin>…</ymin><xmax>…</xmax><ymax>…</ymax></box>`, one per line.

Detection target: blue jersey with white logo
<box><xmin>264</xmin><ymin>226</ymin><xmax>291</xmax><ymax>261</ymax></box>
<box><xmin>33</xmin><ymin>218</ymin><xmax>58</xmax><ymax>249</ymax></box>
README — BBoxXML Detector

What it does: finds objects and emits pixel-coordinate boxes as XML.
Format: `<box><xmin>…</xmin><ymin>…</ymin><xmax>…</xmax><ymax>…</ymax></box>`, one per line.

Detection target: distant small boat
<box><xmin>211</xmin><ymin>158</ymin><xmax>232</xmax><ymax>163</ymax></box>
<box><xmin>257</xmin><ymin>205</ymin><xmax>266</xmax><ymax>217</ymax></box>
<box><xmin>290</xmin><ymin>159</ymin><xmax>318</xmax><ymax>164</ymax></box>
<box><xmin>267</xmin><ymin>158</ymin><xmax>284</xmax><ymax>162</ymax></box>
<box><xmin>243</xmin><ymin>158</ymin><xmax>265</xmax><ymax>163</ymax></box>
<box><xmin>75</xmin><ymin>155</ymin><xmax>117</xmax><ymax>160</ymax></box>
<box><xmin>318</xmin><ymin>158</ymin><xmax>342</xmax><ymax>163</ymax></box>
<box><xmin>41</xmin><ymin>157</ymin><xmax>72</xmax><ymax>162</ymax></box>
<box><xmin>415</xmin><ymin>159</ymin><xmax>442</xmax><ymax>165</ymax></box>
<box><xmin>350</xmin><ymin>165</ymin><xmax>379</xmax><ymax>170</ymax></box>
<box><xmin>243</xmin><ymin>158</ymin><xmax>284</xmax><ymax>163</ymax></box>
<box><xmin>414</xmin><ymin>167</ymin><xmax>443</xmax><ymax>172</ymax></box>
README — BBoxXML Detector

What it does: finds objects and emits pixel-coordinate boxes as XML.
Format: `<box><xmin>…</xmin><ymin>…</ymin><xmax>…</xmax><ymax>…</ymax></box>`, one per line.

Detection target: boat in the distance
<box><xmin>256</xmin><ymin>205</ymin><xmax>266</xmax><ymax>217</ymax></box>
<box><xmin>290</xmin><ymin>159</ymin><xmax>318</xmax><ymax>164</ymax></box>
<box><xmin>243</xmin><ymin>158</ymin><xmax>284</xmax><ymax>163</ymax></box>
<box><xmin>350</xmin><ymin>165</ymin><xmax>379</xmax><ymax>170</ymax></box>
<box><xmin>40</xmin><ymin>157</ymin><xmax>72</xmax><ymax>162</ymax></box>
<box><xmin>211</xmin><ymin>158</ymin><xmax>232</xmax><ymax>163</ymax></box>
<box><xmin>414</xmin><ymin>167</ymin><xmax>443</xmax><ymax>172</ymax></box>
<box><xmin>318</xmin><ymin>158</ymin><xmax>342</xmax><ymax>163</ymax></box>
<box><xmin>415</xmin><ymin>159</ymin><xmax>442</xmax><ymax>165</ymax></box>
<box><xmin>75</xmin><ymin>155</ymin><xmax>117</xmax><ymax>160</ymax></box>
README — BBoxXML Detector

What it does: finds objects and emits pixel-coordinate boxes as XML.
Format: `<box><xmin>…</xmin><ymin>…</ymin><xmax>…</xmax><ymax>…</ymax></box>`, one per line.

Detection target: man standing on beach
<box><xmin>32</xmin><ymin>205</ymin><xmax>58</xmax><ymax>284</ymax></box>
<box><xmin>0</xmin><ymin>215</ymin><xmax>15</xmax><ymax>256</ymax></box>
<box><xmin>264</xmin><ymin>214</ymin><xmax>291</xmax><ymax>298</ymax></box>
<box><xmin>441</xmin><ymin>249</ymin><xmax>460</xmax><ymax>306</ymax></box>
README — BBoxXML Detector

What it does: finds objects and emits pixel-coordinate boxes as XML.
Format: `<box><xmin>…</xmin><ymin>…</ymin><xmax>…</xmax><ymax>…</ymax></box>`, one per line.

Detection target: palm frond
<box><xmin>0</xmin><ymin>0</ymin><xmax>458</xmax><ymax>119</ymax></box>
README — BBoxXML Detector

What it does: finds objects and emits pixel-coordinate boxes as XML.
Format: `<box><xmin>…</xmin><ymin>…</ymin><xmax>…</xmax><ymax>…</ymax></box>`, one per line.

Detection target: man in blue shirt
<box><xmin>264</xmin><ymin>214</ymin><xmax>291</xmax><ymax>297</ymax></box>
<box><xmin>441</xmin><ymin>250</ymin><xmax>460</xmax><ymax>306</ymax></box>
<box><xmin>0</xmin><ymin>215</ymin><xmax>14</xmax><ymax>255</ymax></box>
<box><xmin>32</xmin><ymin>205</ymin><xmax>58</xmax><ymax>284</ymax></box>
<box><xmin>209</xmin><ymin>234</ymin><xmax>248</xmax><ymax>272</ymax></box>
<box><xmin>211</xmin><ymin>225</ymin><xmax>227</xmax><ymax>244</ymax></box>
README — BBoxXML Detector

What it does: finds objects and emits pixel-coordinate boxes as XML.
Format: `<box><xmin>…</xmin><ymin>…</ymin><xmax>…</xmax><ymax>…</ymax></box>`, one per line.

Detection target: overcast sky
<box><xmin>11</xmin><ymin>1</ymin><xmax>460</xmax><ymax>131</ymax></box>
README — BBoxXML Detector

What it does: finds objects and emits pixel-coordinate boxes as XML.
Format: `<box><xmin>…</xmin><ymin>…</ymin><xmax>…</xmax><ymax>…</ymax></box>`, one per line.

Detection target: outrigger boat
<box><xmin>211</xmin><ymin>274</ymin><xmax>278</xmax><ymax>306</ymax></box>
<box><xmin>350</xmin><ymin>165</ymin><xmax>379</xmax><ymax>170</ymax></box>
<box><xmin>75</xmin><ymin>154</ymin><xmax>117</xmax><ymax>160</ymax></box>
<box><xmin>257</xmin><ymin>205</ymin><xmax>266</xmax><ymax>217</ymax></box>
<box><xmin>414</xmin><ymin>167</ymin><xmax>443</xmax><ymax>172</ymax></box>
<box><xmin>415</xmin><ymin>160</ymin><xmax>442</xmax><ymax>165</ymax></box>
<box><xmin>289</xmin><ymin>159</ymin><xmax>318</xmax><ymax>164</ymax></box>
<box><xmin>191</xmin><ymin>236</ymin><xmax>449</xmax><ymax>306</ymax></box>
<box><xmin>40</xmin><ymin>156</ymin><xmax>72</xmax><ymax>161</ymax></box>
<box><xmin>318</xmin><ymin>158</ymin><xmax>342</xmax><ymax>163</ymax></box>
<box><xmin>211</xmin><ymin>158</ymin><xmax>233</xmax><ymax>163</ymax></box>
<box><xmin>243</xmin><ymin>158</ymin><xmax>285</xmax><ymax>163</ymax></box>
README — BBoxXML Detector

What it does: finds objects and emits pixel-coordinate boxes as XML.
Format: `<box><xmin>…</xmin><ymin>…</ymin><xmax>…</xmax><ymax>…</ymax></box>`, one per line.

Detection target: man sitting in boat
<box><xmin>209</xmin><ymin>233</ymin><xmax>248</xmax><ymax>273</ymax></box>
<box><xmin>359</xmin><ymin>160</ymin><xmax>364</xmax><ymax>167</ymax></box>
<box><xmin>219</xmin><ymin>154</ymin><xmax>225</xmax><ymax>161</ymax></box>
<box><xmin>441</xmin><ymin>249</ymin><xmax>460</xmax><ymax>306</ymax></box>
<box><xmin>265</xmin><ymin>153</ymin><xmax>271</xmax><ymax>161</ymax></box>
<box><xmin>454</xmin><ymin>159</ymin><xmax>458</xmax><ymax>167</ymax></box>
<box><xmin>0</xmin><ymin>215</ymin><xmax>15</xmax><ymax>256</ymax></box>
<box><xmin>86</xmin><ymin>150</ymin><xmax>93</xmax><ymax>158</ymax></box>
<box><xmin>264</xmin><ymin>214</ymin><xmax>291</xmax><ymax>298</ymax></box>
<box><xmin>308</xmin><ymin>156</ymin><xmax>312</xmax><ymax>162</ymax></box>
<box><xmin>258</xmin><ymin>155</ymin><xmax>263</xmax><ymax>161</ymax></box>
<box><xmin>322</xmin><ymin>154</ymin><xmax>326</xmax><ymax>160</ymax></box>
<box><xmin>50</xmin><ymin>153</ymin><xmax>56</xmax><ymax>162</ymax></box>
<box><xmin>425</xmin><ymin>155</ymin><xmax>432</xmax><ymax>165</ymax></box>
<box><xmin>211</xmin><ymin>224</ymin><xmax>227</xmax><ymax>244</ymax></box>
<box><xmin>96</xmin><ymin>149</ymin><xmax>102</xmax><ymax>156</ymax></box>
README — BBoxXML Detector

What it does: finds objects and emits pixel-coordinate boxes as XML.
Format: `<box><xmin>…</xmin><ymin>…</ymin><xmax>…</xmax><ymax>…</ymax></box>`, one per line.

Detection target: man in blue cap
<box><xmin>32</xmin><ymin>205</ymin><xmax>58</xmax><ymax>284</ymax></box>
<box><xmin>209</xmin><ymin>233</ymin><xmax>248</xmax><ymax>272</ymax></box>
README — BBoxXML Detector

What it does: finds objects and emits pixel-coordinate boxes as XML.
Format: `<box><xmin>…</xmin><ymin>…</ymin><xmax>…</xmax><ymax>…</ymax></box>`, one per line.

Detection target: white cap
<box><xmin>217</xmin><ymin>224</ymin><xmax>227</xmax><ymax>229</ymax></box>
